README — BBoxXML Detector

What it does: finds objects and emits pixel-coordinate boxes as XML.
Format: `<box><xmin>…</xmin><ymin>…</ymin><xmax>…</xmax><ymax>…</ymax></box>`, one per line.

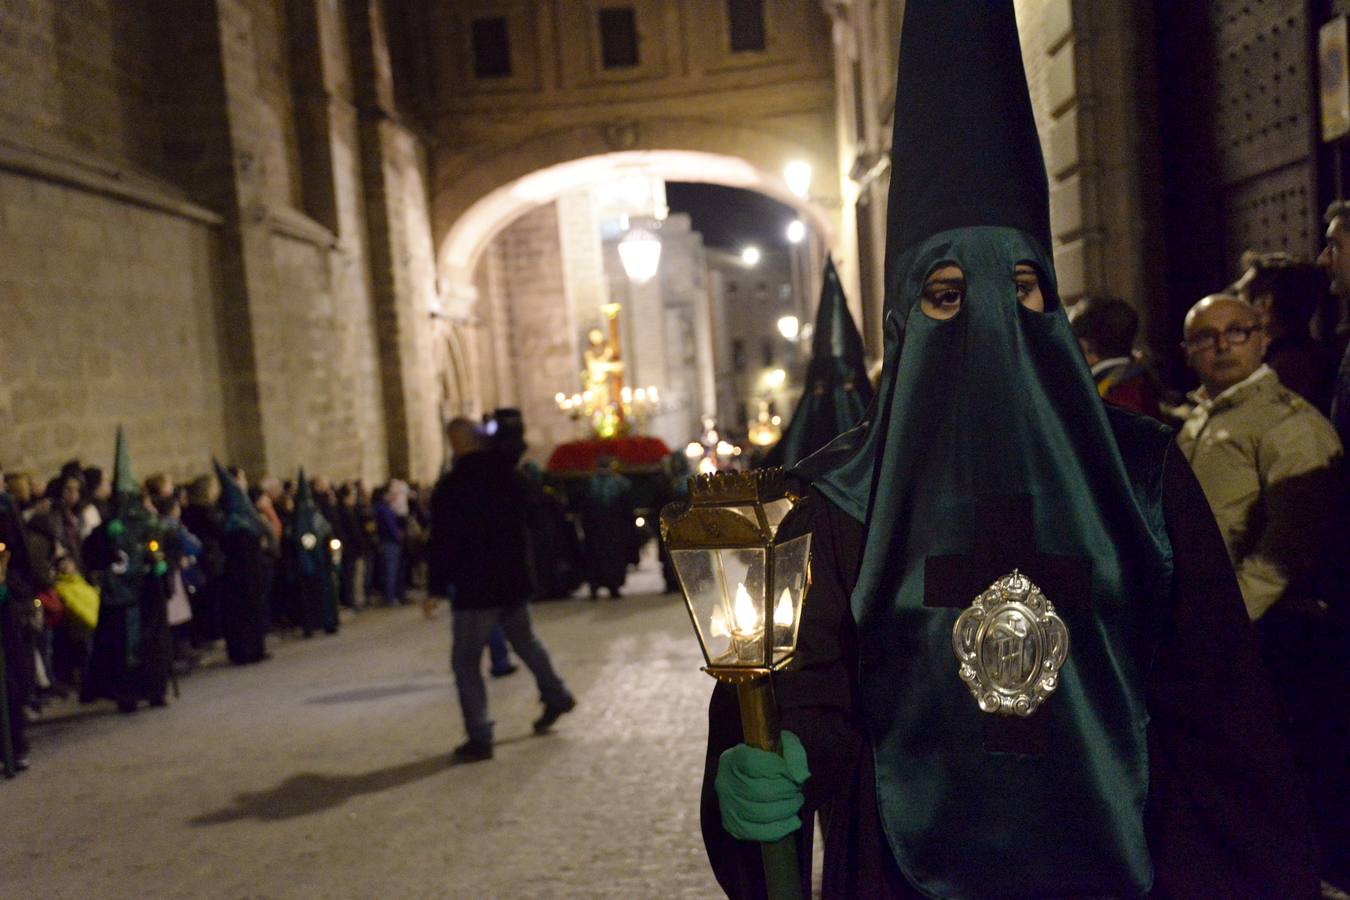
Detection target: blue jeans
<box><xmin>488</xmin><ymin>626</ymin><xmax>512</xmax><ymax>673</ymax></box>
<box><xmin>380</xmin><ymin>542</ymin><xmax>402</xmax><ymax>604</ymax></box>
<box><xmin>451</xmin><ymin>602</ymin><xmax>571</xmax><ymax>744</ymax></box>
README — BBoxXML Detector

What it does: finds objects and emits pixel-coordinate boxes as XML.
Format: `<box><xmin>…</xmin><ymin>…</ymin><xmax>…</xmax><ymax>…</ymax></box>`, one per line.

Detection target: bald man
<box><xmin>1176</xmin><ymin>294</ymin><xmax>1342</xmax><ymax>621</ymax></box>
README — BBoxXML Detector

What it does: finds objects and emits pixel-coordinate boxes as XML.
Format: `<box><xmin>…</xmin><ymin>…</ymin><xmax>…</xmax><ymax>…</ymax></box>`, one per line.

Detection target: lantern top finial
<box><xmin>689</xmin><ymin>468</ymin><xmax>791</xmax><ymax>506</ymax></box>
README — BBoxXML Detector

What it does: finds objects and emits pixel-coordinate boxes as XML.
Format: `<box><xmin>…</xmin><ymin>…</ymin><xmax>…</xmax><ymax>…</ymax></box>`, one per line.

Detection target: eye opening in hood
<box><xmin>919</xmin><ymin>260</ymin><xmax>966</xmax><ymax>321</ymax></box>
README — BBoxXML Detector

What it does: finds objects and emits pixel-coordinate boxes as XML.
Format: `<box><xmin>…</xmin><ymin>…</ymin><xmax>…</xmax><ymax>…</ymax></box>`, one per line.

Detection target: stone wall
<box><xmin>0</xmin><ymin>172</ymin><xmax>227</xmax><ymax>481</ymax></box>
<box><xmin>1015</xmin><ymin>0</ymin><xmax>1161</xmax><ymax>327</ymax></box>
<box><xmin>0</xmin><ymin>0</ymin><xmax>229</xmax><ymax>480</ymax></box>
<box><xmin>486</xmin><ymin>202</ymin><xmax>580</xmax><ymax>464</ymax></box>
<box><xmin>0</xmin><ymin>0</ymin><xmax>442</xmax><ymax>485</ymax></box>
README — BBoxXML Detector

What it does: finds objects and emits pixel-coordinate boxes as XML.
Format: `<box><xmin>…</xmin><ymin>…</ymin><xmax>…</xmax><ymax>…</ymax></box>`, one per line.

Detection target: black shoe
<box><xmin>533</xmin><ymin>696</ymin><xmax>577</xmax><ymax>734</ymax></box>
<box><xmin>451</xmin><ymin>739</ymin><xmax>494</xmax><ymax>763</ymax></box>
<box><xmin>490</xmin><ymin>664</ymin><xmax>519</xmax><ymax>678</ymax></box>
<box><xmin>117</xmin><ymin>700</ymin><xmax>138</xmax><ymax>714</ymax></box>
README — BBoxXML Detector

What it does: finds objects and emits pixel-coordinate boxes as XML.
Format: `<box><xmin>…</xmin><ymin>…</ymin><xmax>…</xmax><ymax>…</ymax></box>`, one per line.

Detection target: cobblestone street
<box><xmin>2</xmin><ymin>562</ymin><xmax>723</xmax><ymax>898</ymax></box>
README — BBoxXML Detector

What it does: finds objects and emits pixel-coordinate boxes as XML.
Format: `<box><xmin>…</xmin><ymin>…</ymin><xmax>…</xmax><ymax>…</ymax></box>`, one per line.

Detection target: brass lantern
<box><xmin>661</xmin><ymin>467</ymin><xmax>810</xmax><ymax>900</ymax></box>
<box><xmin>662</xmin><ymin>468</ymin><xmax>810</xmax><ymax>681</ymax></box>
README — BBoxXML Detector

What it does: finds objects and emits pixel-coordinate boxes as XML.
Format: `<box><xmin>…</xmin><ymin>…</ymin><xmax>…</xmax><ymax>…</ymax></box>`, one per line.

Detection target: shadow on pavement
<box><xmin>305</xmin><ymin>683</ymin><xmax>443</xmax><ymax>704</ymax></box>
<box><xmin>188</xmin><ymin>755</ymin><xmax>453</xmax><ymax>825</ymax></box>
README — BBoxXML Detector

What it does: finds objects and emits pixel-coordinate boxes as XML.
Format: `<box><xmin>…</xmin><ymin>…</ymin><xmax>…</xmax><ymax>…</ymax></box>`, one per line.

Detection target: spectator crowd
<box><xmin>0</xmin><ymin>448</ymin><xmax>442</xmax><ymax>773</ymax></box>
<box><xmin>0</xmin><ymin>415</ymin><xmax>667</xmax><ymax>777</ymax></box>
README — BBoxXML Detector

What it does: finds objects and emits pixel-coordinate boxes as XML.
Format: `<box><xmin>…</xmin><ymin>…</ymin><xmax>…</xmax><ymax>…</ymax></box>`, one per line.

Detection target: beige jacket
<box><xmin>1176</xmin><ymin>366</ymin><xmax>1343</xmax><ymax>620</ymax></box>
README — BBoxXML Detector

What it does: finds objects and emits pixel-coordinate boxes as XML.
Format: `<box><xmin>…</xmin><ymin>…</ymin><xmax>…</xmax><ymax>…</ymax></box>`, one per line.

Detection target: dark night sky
<box><xmin>665</xmin><ymin>182</ymin><xmax>799</xmax><ymax>251</ymax></box>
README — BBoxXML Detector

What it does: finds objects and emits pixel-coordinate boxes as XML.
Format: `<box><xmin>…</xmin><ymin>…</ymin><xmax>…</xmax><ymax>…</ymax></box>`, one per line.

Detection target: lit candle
<box><xmin>732</xmin><ymin>582</ymin><xmax>760</xmax><ymax>637</ymax></box>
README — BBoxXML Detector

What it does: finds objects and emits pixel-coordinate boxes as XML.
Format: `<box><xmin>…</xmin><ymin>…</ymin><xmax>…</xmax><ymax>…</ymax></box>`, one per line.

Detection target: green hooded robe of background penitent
<box><xmin>702</xmin><ymin>1</ymin><xmax>1319</xmax><ymax>897</ymax></box>
<box><xmin>762</xmin><ymin>257</ymin><xmax>872</xmax><ymax>470</ymax></box>
<box><xmin>80</xmin><ymin>427</ymin><xmax>171</xmax><ymax>708</ymax></box>
<box><xmin>285</xmin><ymin>470</ymin><xmax>338</xmax><ymax>636</ymax></box>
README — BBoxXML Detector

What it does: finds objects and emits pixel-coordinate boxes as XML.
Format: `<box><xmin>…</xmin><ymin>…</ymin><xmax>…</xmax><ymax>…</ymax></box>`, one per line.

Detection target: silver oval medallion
<box><xmin>951</xmin><ymin>569</ymin><xmax>1069</xmax><ymax>717</ymax></box>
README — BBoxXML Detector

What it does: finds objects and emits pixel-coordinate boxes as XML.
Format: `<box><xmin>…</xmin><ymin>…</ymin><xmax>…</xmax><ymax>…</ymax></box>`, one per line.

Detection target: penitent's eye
<box><xmin>920</xmin><ymin>264</ymin><xmax>965</xmax><ymax>320</ymax></box>
<box><xmin>1013</xmin><ymin>264</ymin><xmax>1045</xmax><ymax>312</ymax></box>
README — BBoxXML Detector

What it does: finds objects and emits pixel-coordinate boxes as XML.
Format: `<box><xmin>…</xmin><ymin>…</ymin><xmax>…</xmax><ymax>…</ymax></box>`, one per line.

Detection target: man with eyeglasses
<box><xmin>1176</xmin><ymin>293</ymin><xmax>1342</xmax><ymax>621</ymax></box>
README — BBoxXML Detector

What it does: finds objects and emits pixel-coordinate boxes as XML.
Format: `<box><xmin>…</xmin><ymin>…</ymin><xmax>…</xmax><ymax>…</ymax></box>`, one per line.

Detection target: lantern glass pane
<box><xmin>761</xmin><ymin>498</ymin><xmax>793</xmax><ymax>536</ymax></box>
<box><xmin>671</xmin><ymin>546</ymin><xmax>767</xmax><ymax>667</ymax></box>
<box><xmin>722</xmin><ymin>505</ymin><xmax>761</xmax><ymax>529</ymax></box>
<box><xmin>770</xmin><ymin>534</ymin><xmax>811</xmax><ymax>664</ymax></box>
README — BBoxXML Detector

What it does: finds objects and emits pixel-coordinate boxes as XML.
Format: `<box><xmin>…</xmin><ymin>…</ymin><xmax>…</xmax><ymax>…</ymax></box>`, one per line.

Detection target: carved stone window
<box><xmin>599</xmin><ymin>7</ymin><xmax>639</xmax><ymax>69</ymax></box>
<box><xmin>727</xmin><ymin>0</ymin><xmax>766</xmax><ymax>53</ymax></box>
<box><xmin>471</xmin><ymin>17</ymin><xmax>511</xmax><ymax>78</ymax></box>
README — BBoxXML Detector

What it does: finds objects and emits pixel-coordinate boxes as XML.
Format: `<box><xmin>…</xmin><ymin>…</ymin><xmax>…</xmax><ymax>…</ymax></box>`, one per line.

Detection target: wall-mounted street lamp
<box><xmin>741</xmin><ymin>246</ymin><xmax>762</xmax><ymax>267</ymax></box>
<box><xmin>776</xmin><ymin>315</ymin><xmax>800</xmax><ymax>341</ymax></box>
<box><xmin>785</xmin><ymin>219</ymin><xmax>806</xmax><ymax>244</ymax></box>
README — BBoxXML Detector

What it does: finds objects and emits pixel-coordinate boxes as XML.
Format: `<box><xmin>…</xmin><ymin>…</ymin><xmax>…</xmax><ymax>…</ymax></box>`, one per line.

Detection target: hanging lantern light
<box><xmin>618</xmin><ymin>226</ymin><xmax>662</xmax><ymax>284</ymax></box>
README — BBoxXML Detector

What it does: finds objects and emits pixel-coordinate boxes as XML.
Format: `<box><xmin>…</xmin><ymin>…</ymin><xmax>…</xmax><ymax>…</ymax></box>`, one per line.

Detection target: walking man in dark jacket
<box><xmin>428</xmin><ymin>418</ymin><xmax>576</xmax><ymax>763</ymax></box>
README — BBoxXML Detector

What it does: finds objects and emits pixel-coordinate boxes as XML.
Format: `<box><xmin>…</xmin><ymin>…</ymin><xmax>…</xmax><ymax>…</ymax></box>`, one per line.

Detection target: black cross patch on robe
<box><xmin>923</xmin><ymin>494</ymin><xmax>1092</xmax><ymax>756</ymax></box>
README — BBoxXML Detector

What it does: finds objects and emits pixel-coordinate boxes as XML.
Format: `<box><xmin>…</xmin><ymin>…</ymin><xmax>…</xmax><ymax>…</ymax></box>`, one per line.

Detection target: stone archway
<box><xmin>431</xmin><ymin>120</ymin><xmax>839</xmax><ymax>316</ymax></box>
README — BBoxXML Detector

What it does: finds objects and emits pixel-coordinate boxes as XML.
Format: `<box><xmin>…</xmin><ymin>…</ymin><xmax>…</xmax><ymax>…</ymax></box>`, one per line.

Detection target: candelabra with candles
<box><xmin>747</xmin><ymin>399</ymin><xmax>783</xmax><ymax>449</ymax></box>
<box><xmin>554</xmin><ymin>384</ymin><xmax>661</xmax><ymax>439</ymax></box>
<box><xmin>661</xmin><ymin>468</ymin><xmax>811</xmax><ymax>899</ymax></box>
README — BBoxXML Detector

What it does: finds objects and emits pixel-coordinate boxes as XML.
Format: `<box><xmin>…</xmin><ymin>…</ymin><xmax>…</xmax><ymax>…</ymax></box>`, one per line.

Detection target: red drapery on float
<box><xmin>546</xmin><ymin>436</ymin><xmax>671</xmax><ymax>474</ymax></box>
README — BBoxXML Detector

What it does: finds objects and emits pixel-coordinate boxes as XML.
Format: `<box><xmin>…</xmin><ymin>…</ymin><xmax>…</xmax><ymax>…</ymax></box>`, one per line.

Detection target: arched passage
<box><xmin>432</xmin><ymin>121</ymin><xmax>839</xmax><ymax>315</ymax></box>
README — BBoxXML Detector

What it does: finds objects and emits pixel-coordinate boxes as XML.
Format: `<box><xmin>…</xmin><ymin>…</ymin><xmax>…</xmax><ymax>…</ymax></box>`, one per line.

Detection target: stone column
<box><xmin>349</xmin><ymin>0</ymin><xmax>441</xmax><ymax>480</ymax></box>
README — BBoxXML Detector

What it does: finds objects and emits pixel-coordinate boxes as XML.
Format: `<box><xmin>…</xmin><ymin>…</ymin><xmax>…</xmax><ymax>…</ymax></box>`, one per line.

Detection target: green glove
<box><xmin>714</xmin><ymin>730</ymin><xmax>810</xmax><ymax>842</ymax></box>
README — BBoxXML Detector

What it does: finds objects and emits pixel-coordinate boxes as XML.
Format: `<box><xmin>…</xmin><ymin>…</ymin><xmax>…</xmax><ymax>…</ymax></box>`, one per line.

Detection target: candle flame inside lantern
<box><xmin>732</xmin><ymin>582</ymin><xmax>760</xmax><ymax>636</ymax></box>
<box><xmin>774</xmin><ymin>587</ymin><xmax>794</xmax><ymax>629</ymax></box>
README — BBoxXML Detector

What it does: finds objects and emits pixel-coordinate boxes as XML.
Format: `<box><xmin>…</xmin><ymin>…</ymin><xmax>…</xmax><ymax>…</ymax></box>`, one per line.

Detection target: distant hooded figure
<box><xmin>283</xmin><ymin>470</ymin><xmax>338</xmax><ymax>637</ymax></box>
<box><xmin>762</xmin><ymin>258</ymin><xmax>873</xmax><ymax>468</ymax></box>
<box><xmin>700</xmin><ymin>2</ymin><xmax>1318</xmax><ymax>898</ymax></box>
<box><xmin>80</xmin><ymin>428</ymin><xmax>172</xmax><ymax>712</ymax></box>
<box><xmin>581</xmin><ymin>457</ymin><xmax>634</xmax><ymax>600</ymax></box>
<box><xmin>214</xmin><ymin>460</ymin><xmax>269</xmax><ymax>664</ymax></box>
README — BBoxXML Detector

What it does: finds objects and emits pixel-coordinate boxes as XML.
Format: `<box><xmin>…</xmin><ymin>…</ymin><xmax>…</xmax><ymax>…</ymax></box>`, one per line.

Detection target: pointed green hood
<box><xmin>290</xmin><ymin>468</ymin><xmax>332</xmax><ymax>559</ymax></box>
<box><xmin>883</xmin><ymin>0</ymin><xmax>1050</xmax><ymax>275</ymax></box>
<box><xmin>797</xmin><ymin>3</ymin><xmax>1174</xmax><ymax>897</ymax></box>
<box><xmin>112</xmin><ymin>425</ymin><xmax>139</xmax><ymax>515</ymax></box>
<box><xmin>101</xmin><ymin>427</ymin><xmax>159</xmax><ymax>616</ymax></box>
<box><xmin>214</xmin><ymin>458</ymin><xmax>262</xmax><ymax>535</ymax></box>
<box><xmin>763</xmin><ymin>257</ymin><xmax>872</xmax><ymax>468</ymax></box>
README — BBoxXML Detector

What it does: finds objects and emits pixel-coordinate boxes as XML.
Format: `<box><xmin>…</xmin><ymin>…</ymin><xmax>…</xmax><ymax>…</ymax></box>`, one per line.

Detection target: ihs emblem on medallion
<box><xmin>952</xmin><ymin>569</ymin><xmax>1069</xmax><ymax>717</ymax></box>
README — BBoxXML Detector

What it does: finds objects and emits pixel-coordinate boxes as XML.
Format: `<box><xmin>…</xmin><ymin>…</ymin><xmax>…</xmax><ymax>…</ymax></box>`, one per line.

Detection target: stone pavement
<box><xmin>2</xmin><ymin>562</ymin><xmax>726</xmax><ymax>898</ymax></box>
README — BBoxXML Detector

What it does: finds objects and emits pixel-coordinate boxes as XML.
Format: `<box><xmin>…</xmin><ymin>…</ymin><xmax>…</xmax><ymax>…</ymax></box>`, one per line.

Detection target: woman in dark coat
<box><xmin>181</xmin><ymin>475</ymin><xmax>225</xmax><ymax>646</ymax></box>
<box><xmin>213</xmin><ymin>462</ymin><xmax>268</xmax><ymax>665</ymax></box>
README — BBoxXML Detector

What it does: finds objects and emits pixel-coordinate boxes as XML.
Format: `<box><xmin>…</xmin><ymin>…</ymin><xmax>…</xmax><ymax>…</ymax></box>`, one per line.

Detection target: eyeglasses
<box><xmin>1182</xmin><ymin>323</ymin><xmax>1261</xmax><ymax>352</ymax></box>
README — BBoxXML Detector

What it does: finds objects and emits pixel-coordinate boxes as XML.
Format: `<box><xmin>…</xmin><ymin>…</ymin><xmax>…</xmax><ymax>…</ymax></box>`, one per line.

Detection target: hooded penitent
<box><xmin>290</xmin><ymin>469</ymin><xmax>334</xmax><ymax>578</ymax></box>
<box><xmin>103</xmin><ymin>427</ymin><xmax>160</xmax><ymax>601</ymax></box>
<box><xmin>762</xmin><ymin>257</ymin><xmax>872</xmax><ymax>469</ymax></box>
<box><xmin>102</xmin><ymin>427</ymin><xmax>163</xmax><ymax>662</ymax></box>
<box><xmin>798</xmin><ymin>2</ymin><xmax>1173</xmax><ymax>896</ymax></box>
<box><xmin>213</xmin><ymin>459</ymin><xmax>262</xmax><ymax>536</ymax></box>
